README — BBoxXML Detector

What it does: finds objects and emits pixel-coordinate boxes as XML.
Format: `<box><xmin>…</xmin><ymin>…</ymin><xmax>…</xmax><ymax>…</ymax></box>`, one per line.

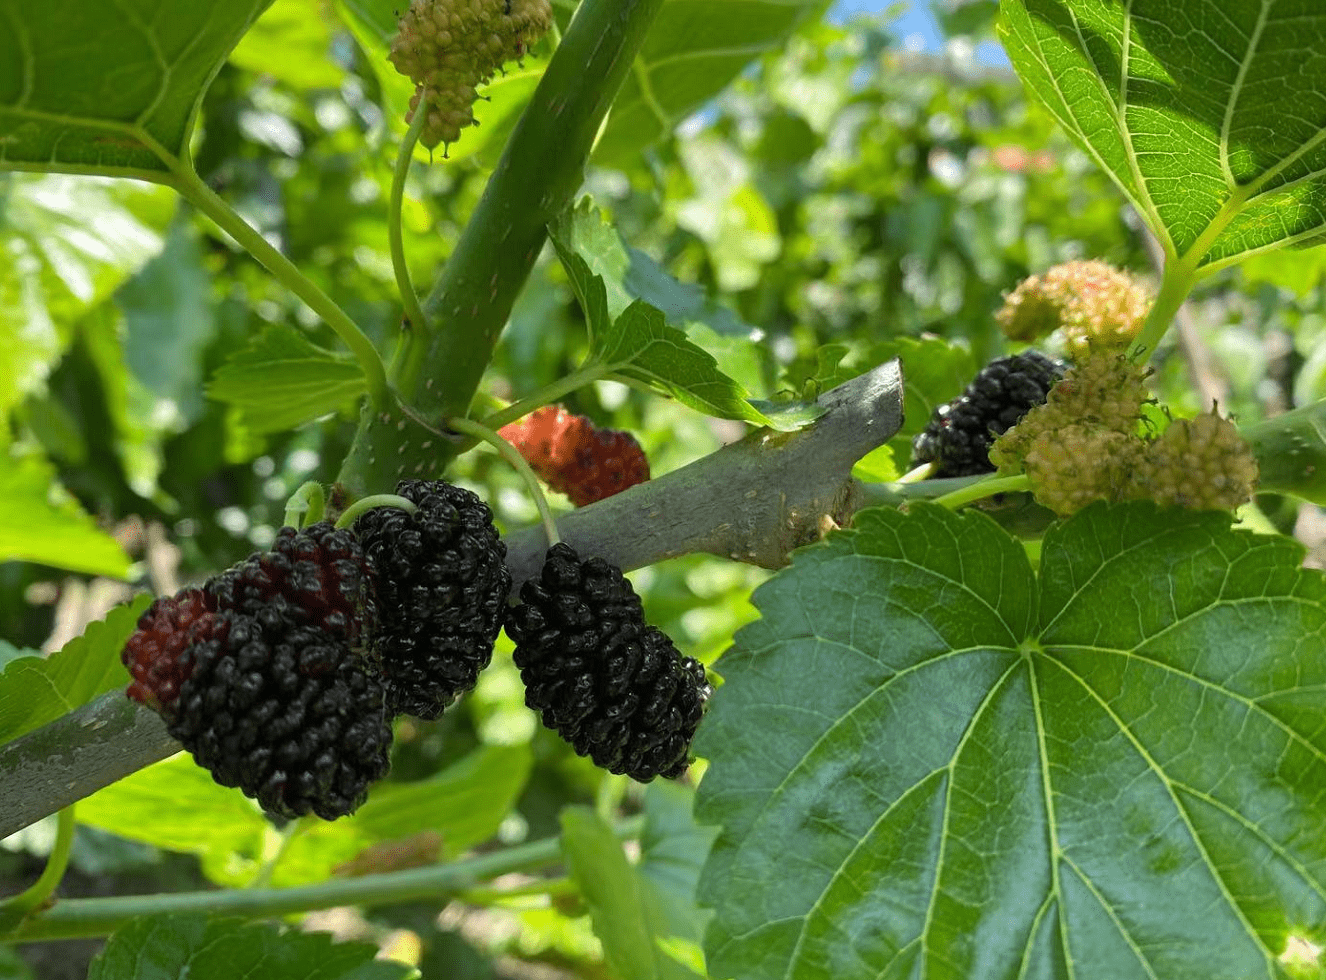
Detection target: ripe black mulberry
<box><xmin>353</xmin><ymin>480</ymin><xmax>512</xmax><ymax>719</ymax></box>
<box><xmin>911</xmin><ymin>350</ymin><xmax>1067</xmax><ymax>478</ymax></box>
<box><xmin>506</xmin><ymin>543</ymin><xmax>710</xmax><ymax>782</ymax></box>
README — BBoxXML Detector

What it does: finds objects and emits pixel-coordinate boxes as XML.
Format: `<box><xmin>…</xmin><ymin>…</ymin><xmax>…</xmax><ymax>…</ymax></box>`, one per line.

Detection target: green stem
<box><xmin>933</xmin><ymin>474</ymin><xmax>1031</xmax><ymax>510</ymax></box>
<box><xmin>283</xmin><ymin>481</ymin><xmax>326</xmax><ymax>529</ymax></box>
<box><xmin>334</xmin><ymin>494</ymin><xmax>419</xmax><ymax>529</ymax></box>
<box><xmin>446</xmin><ymin>416</ymin><xmax>560</xmax><ymax>549</ymax></box>
<box><xmin>454</xmin><ymin>876</ymin><xmax>577</xmax><ymax>906</ymax></box>
<box><xmin>390</xmin><ymin>96</ymin><xmax>432</xmax><ymax>343</ymax></box>
<box><xmin>0</xmin><ymin>806</ymin><xmax>76</xmax><ymax>927</ymax></box>
<box><xmin>4</xmin><ymin>818</ymin><xmax>644</xmax><ymax>944</ymax></box>
<box><xmin>172</xmin><ymin>169</ymin><xmax>390</xmax><ymax>409</ymax></box>
<box><xmin>247</xmin><ymin>819</ymin><xmax>311</xmax><ymax>889</ymax></box>
<box><xmin>479</xmin><ymin>363</ymin><xmax>609</xmax><ymax>432</ymax></box>
<box><xmin>1131</xmin><ymin>259</ymin><xmax>1197</xmax><ymax>362</ymax></box>
<box><xmin>336</xmin><ymin>0</ymin><xmax>665</xmax><ymax>492</ymax></box>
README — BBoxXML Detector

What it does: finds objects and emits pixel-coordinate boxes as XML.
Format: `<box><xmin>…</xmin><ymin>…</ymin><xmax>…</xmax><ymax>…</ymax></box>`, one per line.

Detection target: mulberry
<box><xmin>1140</xmin><ymin>412</ymin><xmax>1259</xmax><ymax>512</ymax></box>
<box><xmin>990</xmin><ymin>353</ymin><xmax>1149</xmax><ymax>472</ymax></box>
<box><xmin>122</xmin><ymin>524</ymin><xmax>392</xmax><ymax>820</ymax></box>
<box><xmin>389</xmin><ymin>0</ymin><xmax>553</xmax><ymax>148</ymax></box>
<box><xmin>506</xmin><ymin>543</ymin><xmax>710</xmax><ymax>782</ymax></box>
<box><xmin>205</xmin><ymin>521</ymin><xmax>376</xmax><ymax>646</ymax></box>
<box><xmin>997</xmin><ymin>260</ymin><xmax>1150</xmax><ymax>354</ymax></box>
<box><xmin>165</xmin><ymin>612</ymin><xmax>392</xmax><ymax>820</ymax></box>
<box><xmin>499</xmin><ymin>406</ymin><xmax>650</xmax><ymax>506</ymax></box>
<box><xmin>911</xmin><ymin>351</ymin><xmax>1067</xmax><ymax>478</ymax></box>
<box><xmin>353</xmin><ymin>480</ymin><xmax>512</xmax><ymax>719</ymax></box>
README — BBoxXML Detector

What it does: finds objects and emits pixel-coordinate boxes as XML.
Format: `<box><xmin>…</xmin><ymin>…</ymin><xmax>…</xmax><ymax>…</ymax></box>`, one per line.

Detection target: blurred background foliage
<box><xmin>4</xmin><ymin>0</ymin><xmax>1326</xmax><ymax>977</ymax></box>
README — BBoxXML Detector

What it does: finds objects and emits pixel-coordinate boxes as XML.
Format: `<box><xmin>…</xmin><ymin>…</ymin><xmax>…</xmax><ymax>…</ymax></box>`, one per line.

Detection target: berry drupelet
<box><xmin>910</xmin><ymin>350</ymin><xmax>1067</xmax><ymax>478</ymax></box>
<box><xmin>353</xmin><ymin>480</ymin><xmax>512</xmax><ymax>720</ymax></box>
<box><xmin>506</xmin><ymin>543</ymin><xmax>711</xmax><ymax>782</ymax></box>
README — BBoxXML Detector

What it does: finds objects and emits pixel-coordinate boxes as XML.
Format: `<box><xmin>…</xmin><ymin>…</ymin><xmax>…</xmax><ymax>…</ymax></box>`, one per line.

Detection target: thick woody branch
<box><xmin>0</xmin><ymin>361</ymin><xmax>903</xmax><ymax>840</ymax></box>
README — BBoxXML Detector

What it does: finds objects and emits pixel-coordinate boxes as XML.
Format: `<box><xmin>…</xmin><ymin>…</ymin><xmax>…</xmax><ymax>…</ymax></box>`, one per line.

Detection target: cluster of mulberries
<box><xmin>997</xmin><ymin>260</ymin><xmax>1151</xmax><ymax>355</ymax></box>
<box><xmin>123</xmin><ymin>480</ymin><xmax>709</xmax><ymax>818</ymax></box>
<box><xmin>499</xmin><ymin>406</ymin><xmax>651</xmax><ymax>506</ymax></box>
<box><xmin>910</xmin><ymin>351</ymin><xmax>1067</xmax><ymax>478</ymax></box>
<box><xmin>388</xmin><ymin>0</ymin><xmax>553</xmax><ymax>148</ymax></box>
<box><xmin>990</xmin><ymin>352</ymin><xmax>1258</xmax><ymax>515</ymax></box>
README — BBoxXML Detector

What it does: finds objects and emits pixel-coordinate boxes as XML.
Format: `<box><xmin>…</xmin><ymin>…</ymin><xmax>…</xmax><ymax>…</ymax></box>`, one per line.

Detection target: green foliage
<box><xmin>88</xmin><ymin>914</ymin><xmax>415</xmax><ymax>980</ymax></box>
<box><xmin>0</xmin><ymin>594</ymin><xmax>149</xmax><ymax>746</ymax></box>
<box><xmin>0</xmin><ymin>0</ymin><xmax>274</xmax><ymax>177</ymax></box>
<box><xmin>0</xmin><ymin>451</ymin><xmax>134</xmax><ymax>576</ymax></box>
<box><xmin>697</xmin><ymin>502</ymin><xmax>1326</xmax><ymax>979</ymax></box>
<box><xmin>550</xmin><ymin>210</ymin><xmax>800</xmax><ymax>429</ymax></box>
<box><xmin>209</xmin><ymin>326</ymin><xmax>368</xmax><ymax>433</ymax></box>
<box><xmin>1001</xmin><ymin>0</ymin><xmax>1326</xmax><ymax>272</ymax></box>
<box><xmin>0</xmin><ymin>174</ymin><xmax>175</xmax><ymax>417</ymax></box>
<box><xmin>4</xmin><ymin>1</ymin><xmax>1326</xmax><ymax>977</ymax></box>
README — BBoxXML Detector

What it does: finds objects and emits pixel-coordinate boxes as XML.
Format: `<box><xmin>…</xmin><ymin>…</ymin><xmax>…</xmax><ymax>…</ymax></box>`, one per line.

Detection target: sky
<box><xmin>832</xmin><ymin>0</ymin><xmax>946</xmax><ymax>50</ymax></box>
<box><xmin>829</xmin><ymin>0</ymin><xmax>1010</xmax><ymax>65</ymax></box>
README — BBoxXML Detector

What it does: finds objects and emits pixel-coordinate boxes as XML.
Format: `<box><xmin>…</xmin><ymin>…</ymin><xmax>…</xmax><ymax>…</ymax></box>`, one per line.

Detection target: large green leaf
<box><xmin>207</xmin><ymin>325</ymin><xmax>367</xmax><ymax>434</ymax></box>
<box><xmin>697</xmin><ymin>502</ymin><xmax>1326</xmax><ymax>980</ymax></box>
<box><xmin>0</xmin><ymin>173</ymin><xmax>175</xmax><ymax>417</ymax></box>
<box><xmin>594</xmin><ymin>0</ymin><xmax>827</xmax><ymax>164</ymax></box>
<box><xmin>1000</xmin><ymin>0</ymin><xmax>1326</xmax><ymax>272</ymax></box>
<box><xmin>0</xmin><ymin>593</ymin><xmax>151</xmax><ymax>747</ymax></box>
<box><xmin>88</xmin><ymin>914</ymin><xmax>414</xmax><ymax>980</ymax></box>
<box><xmin>0</xmin><ymin>0</ymin><xmax>274</xmax><ymax>178</ymax></box>
<box><xmin>0</xmin><ymin>452</ymin><xmax>134</xmax><ymax>577</ymax></box>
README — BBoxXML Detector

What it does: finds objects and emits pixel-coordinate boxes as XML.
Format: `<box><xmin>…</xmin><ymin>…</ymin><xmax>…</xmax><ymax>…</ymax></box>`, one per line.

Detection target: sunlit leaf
<box><xmin>230</xmin><ymin>0</ymin><xmax>344</xmax><ymax>90</ymax></box>
<box><xmin>77</xmin><ymin>753</ymin><xmax>270</xmax><ymax>881</ymax></box>
<box><xmin>207</xmin><ymin>325</ymin><xmax>366</xmax><ymax>433</ymax></box>
<box><xmin>595</xmin><ymin>0</ymin><xmax>825</xmax><ymax>164</ymax></box>
<box><xmin>0</xmin><ymin>0</ymin><xmax>274</xmax><ymax>177</ymax></box>
<box><xmin>0</xmin><ymin>451</ymin><xmax>134</xmax><ymax>578</ymax></box>
<box><xmin>265</xmin><ymin>743</ymin><xmax>533</xmax><ymax>887</ymax></box>
<box><xmin>1001</xmin><ymin>0</ymin><xmax>1326</xmax><ymax>271</ymax></box>
<box><xmin>0</xmin><ymin>173</ymin><xmax>174</xmax><ymax>417</ymax></box>
<box><xmin>0</xmin><ymin>593</ymin><xmax>151</xmax><ymax>747</ymax></box>
<box><xmin>562</xmin><ymin>806</ymin><xmax>701</xmax><ymax>980</ymax></box>
<box><xmin>698</xmin><ymin>502</ymin><xmax>1326</xmax><ymax>979</ymax></box>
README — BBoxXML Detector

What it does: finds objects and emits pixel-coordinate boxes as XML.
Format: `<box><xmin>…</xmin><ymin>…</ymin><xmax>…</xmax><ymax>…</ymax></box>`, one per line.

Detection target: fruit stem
<box><xmin>247</xmin><ymin>818</ymin><xmax>312</xmax><ymax>889</ymax></box>
<box><xmin>1</xmin><ymin>817</ymin><xmax>645</xmax><ymax>943</ymax></box>
<box><xmin>0</xmin><ymin>806</ymin><xmax>76</xmax><ymax>929</ymax></box>
<box><xmin>896</xmin><ymin>462</ymin><xmax>936</xmax><ymax>485</ymax></box>
<box><xmin>171</xmin><ymin>168</ymin><xmax>390</xmax><ymax>409</ymax></box>
<box><xmin>479</xmin><ymin>363</ymin><xmax>610</xmax><ymax>432</ymax></box>
<box><xmin>389</xmin><ymin>95</ymin><xmax>432</xmax><ymax>349</ymax></box>
<box><xmin>445</xmin><ymin>416</ymin><xmax>560</xmax><ymax>548</ymax></box>
<box><xmin>1130</xmin><ymin>259</ymin><xmax>1196</xmax><ymax>363</ymax></box>
<box><xmin>933</xmin><ymin>473</ymin><xmax>1031</xmax><ymax>510</ymax></box>
<box><xmin>283</xmin><ymin>481</ymin><xmax>326</xmax><ymax>529</ymax></box>
<box><xmin>333</xmin><ymin>494</ymin><xmax>419</xmax><ymax>530</ymax></box>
